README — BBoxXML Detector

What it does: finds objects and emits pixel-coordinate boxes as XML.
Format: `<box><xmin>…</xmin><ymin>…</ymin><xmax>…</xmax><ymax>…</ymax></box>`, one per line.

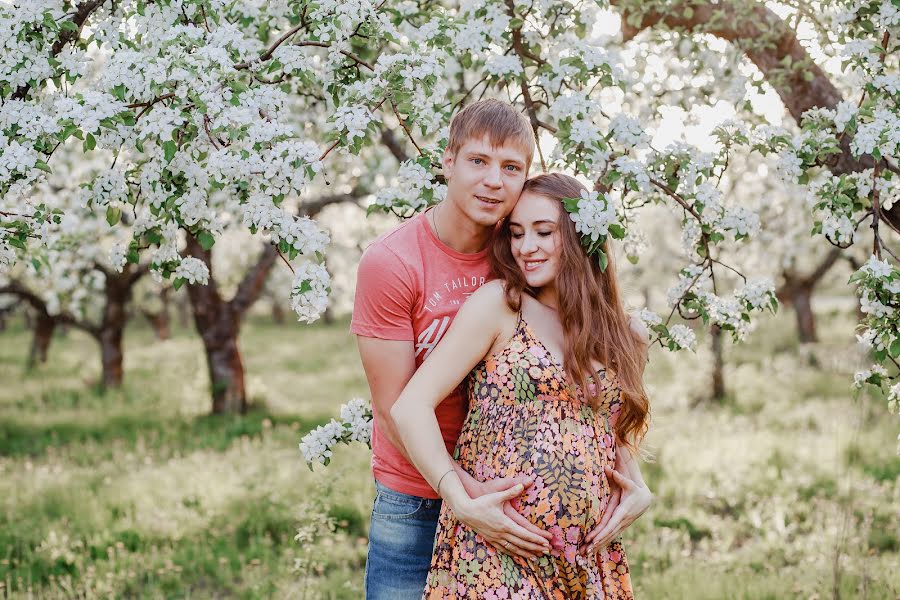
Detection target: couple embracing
<box><xmin>351</xmin><ymin>99</ymin><xmax>653</xmax><ymax>599</ymax></box>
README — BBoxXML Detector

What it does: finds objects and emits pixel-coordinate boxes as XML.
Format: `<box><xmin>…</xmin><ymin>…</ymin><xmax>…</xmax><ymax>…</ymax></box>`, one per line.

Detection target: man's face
<box><xmin>442</xmin><ymin>135</ymin><xmax>529</xmax><ymax>227</ymax></box>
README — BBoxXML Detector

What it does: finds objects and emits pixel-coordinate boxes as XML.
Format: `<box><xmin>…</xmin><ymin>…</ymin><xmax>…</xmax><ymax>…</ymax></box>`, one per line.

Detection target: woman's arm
<box><xmin>390</xmin><ymin>283</ymin><xmax>551</xmax><ymax>558</ymax></box>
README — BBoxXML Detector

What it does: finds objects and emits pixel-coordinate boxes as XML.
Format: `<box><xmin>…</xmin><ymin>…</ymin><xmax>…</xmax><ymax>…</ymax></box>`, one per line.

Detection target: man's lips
<box><xmin>476</xmin><ymin>195</ymin><xmax>502</xmax><ymax>205</ymax></box>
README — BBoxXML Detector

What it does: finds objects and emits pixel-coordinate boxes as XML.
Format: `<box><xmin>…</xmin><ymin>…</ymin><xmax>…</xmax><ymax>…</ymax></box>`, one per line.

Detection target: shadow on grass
<box><xmin>0</xmin><ymin>407</ymin><xmax>329</xmax><ymax>458</ymax></box>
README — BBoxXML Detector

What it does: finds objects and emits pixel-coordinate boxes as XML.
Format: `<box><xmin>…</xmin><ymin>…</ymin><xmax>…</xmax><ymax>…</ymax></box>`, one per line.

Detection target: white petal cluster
<box><xmin>299</xmin><ymin>420</ymin><xmax>345</xmax><ymax>466</ymax></box>
<box><xmin>568</xmin><ymin>189</ymin><xmax>618</xmax><ymax>242</ymax></box>
<box><xmin>834</xmin><ymin>101</ymin><xmax>857</xmax><ymax>133</ymax></box>
<box><xmin>638</xmin><ymin>309</ymin><xmax>662</xmax><ymax>327</ymax></box>
<box><xmin>299</xmin><ymin>397</ymin><xmax>373</xmax><ymax>468</ymax></box>
<box><xmin>611</xmin><ymin>156</ymin><xmax>651</xmax><ymax>192</ymax></box>
<box><xmin>290</xmin><ymin>261</ymin><xmax>331</xmax><ymax>323</ymax></box>
<box><xmin>108</xmin><ymin>243</ymin><xmax>128</xmax><ymax>273</ymax></box>
<box><xmin>374</xmin><ymin>160</ymin><xmax>446</xmax><ymax>213</ymax></box>
<box><xmin>668</xmin><ymin>324</ymin><xmax>697</xmax><ymax>351</ymax></box>
<box><xmin>853</xmin><ymin>364</ymin><xmax>888</xmax><ymax>389</ymax></box>
<box><xmin>86</xmin><ymin>169</ymin><xmax>129</xmax><ymax>208</ymax></box>
<box><xmin>340</xmin><ymin>397</ymin><xmax>374</xmax><ymax>444</ymax></box>
<box><xmin>484</xmin><ymin>54</ymin><xmax>523</xmax><ymax>78</ymax></box>
<box><xmin>174</xmin><ymin>256</ymin><xmax>210</xmax><ymax>285</ymax></box>
<box><xmin>667</xmin><ymin>264</ymin><xmax>709</xmax><ymax>307</ymax></box>
<box><xmin>609</xmin><ymin>114</ymin><xmax>650</xmax><ymax>149</ymax></box>
<box><xmin>861</xmin><ymin>255</ymin><xmax>894</xmax><ymax>279</ymax></box>
<box><xmin>736</xmin><ymin>278</ymin><xmax>776</xmax><ymax>311</ymax></box>
<box><xmin>331</xmin><ymin>105</ymin><xmax>374</xmax><ymax>142</ymax></box>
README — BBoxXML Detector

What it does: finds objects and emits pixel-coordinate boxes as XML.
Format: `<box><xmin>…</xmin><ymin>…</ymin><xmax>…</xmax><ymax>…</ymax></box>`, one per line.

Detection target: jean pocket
<box><xmin>371</xmin><ymin>490</ymin><xmax>424</xmax><ymax>520</ymax></box>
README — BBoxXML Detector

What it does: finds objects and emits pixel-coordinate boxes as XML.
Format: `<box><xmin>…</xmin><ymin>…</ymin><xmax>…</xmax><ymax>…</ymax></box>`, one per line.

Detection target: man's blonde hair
<box><xmin>447</xmin><ymin>99</ymin><xmax>535</xmax><ymax>169</ymax></box>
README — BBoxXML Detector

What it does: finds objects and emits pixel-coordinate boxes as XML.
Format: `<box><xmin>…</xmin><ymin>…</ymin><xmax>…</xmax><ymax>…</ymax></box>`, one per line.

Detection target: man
<box><xmin>351</xmin><ymin>99</ymin><xmax>553</xmax><ymax>598</ymax></box>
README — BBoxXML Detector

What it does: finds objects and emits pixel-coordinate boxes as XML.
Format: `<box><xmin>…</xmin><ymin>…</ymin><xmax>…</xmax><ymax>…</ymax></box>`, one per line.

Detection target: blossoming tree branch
<box><xmin>1</xmin><ymin>0</ymin><xmax>897</xmax><ymax>424</ymax></box>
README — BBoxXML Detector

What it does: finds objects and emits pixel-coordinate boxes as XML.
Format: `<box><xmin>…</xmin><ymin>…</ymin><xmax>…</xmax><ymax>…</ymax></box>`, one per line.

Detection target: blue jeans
<box><xmin>365</xmin><ymin>480</ymin><xmax>442</xmax><ymax>599</ymax></box>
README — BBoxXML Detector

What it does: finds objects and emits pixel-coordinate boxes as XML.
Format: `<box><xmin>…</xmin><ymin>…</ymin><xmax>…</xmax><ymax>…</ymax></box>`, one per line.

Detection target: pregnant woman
<box><xmin>391</xmin><ymin>173</ymin><xmax>653</xmax><ymax>599</ymax></box>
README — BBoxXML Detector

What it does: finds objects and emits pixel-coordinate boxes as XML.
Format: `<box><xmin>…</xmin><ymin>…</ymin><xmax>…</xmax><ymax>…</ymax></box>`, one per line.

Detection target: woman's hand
<box><xmin>580</xmin><ymin>465</ymin><xmax>652</xmax><ymax>556</ymax></box>
<box><xmin>450</xmin><ymin>483</ymin><xmax>553</xmax><ymax>560</ymax></box>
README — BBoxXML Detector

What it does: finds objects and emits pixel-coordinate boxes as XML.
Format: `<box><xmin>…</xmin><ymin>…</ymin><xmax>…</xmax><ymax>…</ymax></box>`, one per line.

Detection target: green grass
<box><xmin>0</xmin><ymin>311</ymin><xmax>898</xmax><ymax>598</ymax></box>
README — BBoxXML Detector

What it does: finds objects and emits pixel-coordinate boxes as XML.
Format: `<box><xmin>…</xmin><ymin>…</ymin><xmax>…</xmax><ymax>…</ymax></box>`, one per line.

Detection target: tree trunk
<box><xmin>143</xmin><ymin>288</ymin><xmax>172</xmax><ymax>340</ymax></box>
<box><xmin>792</xmin><ymin>287</ymin><xmax>817</xmax><ymax>343</ymax></box>
<box><xmin>271</xmin><ymin>298</ymin><xmax>285</xmax><ymax>324</ymax></box>
<box><xmin>28</xmin><ymin>310</ymin><xmax>56</xmax><ymax>369</ymax></box>
<box><xmin>95</xmin><ymin>267</ymin><xmax>138</xmax><ymax>389</ymax></box>
<box><xmin>184</xmin><ymin>237</ymin><xmax>247</xmax><ymax>414</ymax></box>
<box><xmin>710</xmin><ymin>324</ymin><xmax>726</xmax><ymax>402</ymax></box>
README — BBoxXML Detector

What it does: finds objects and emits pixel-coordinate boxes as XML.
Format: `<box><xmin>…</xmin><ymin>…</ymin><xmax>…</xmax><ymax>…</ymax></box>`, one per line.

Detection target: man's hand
<box><xmin>451</xmin><ymin>483</ymin><xmax>553</xmax><ymax>560</ymax></box>
<box><xmin>472</xmin><ymin>476</ymin><xmax>556</xmax><ymax>550</ymax></box>
<box><xmin>580</xmin><ymin>465</ymin><xmax>652</xmax><ymax>556</ymax></box>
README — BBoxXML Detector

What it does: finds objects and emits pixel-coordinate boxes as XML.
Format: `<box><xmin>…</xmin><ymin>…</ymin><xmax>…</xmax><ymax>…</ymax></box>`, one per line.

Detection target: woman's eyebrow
<box><xmin>509</xmin><ymin>219</ymin><xmax>558</xmax><ymax>227</ymax></box>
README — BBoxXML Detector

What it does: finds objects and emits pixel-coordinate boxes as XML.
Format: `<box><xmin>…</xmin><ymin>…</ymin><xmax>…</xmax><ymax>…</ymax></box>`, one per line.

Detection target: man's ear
<box><xmin>441</xmin><ymin>148</ymin><xmax>455</xmax><ymax>180</ymax></box>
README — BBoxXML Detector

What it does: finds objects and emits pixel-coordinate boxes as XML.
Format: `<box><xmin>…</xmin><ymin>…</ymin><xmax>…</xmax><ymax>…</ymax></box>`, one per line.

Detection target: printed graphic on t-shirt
<box><xmin>415</xmin><ymin>274</ymin><xmax>488</xmax><ymax>359</ymax></box>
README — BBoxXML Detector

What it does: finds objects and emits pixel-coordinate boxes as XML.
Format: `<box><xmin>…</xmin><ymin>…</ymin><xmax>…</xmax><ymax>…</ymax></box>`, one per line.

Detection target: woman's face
<box><xmin>509</xmin><ymin>191</ymin><xmax>563</xmax><ymax>289</ymax></box>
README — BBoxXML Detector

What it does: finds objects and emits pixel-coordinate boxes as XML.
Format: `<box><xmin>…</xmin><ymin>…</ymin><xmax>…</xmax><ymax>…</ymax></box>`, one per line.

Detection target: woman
<box><xmin>391</xmin><ymin>173</ymin><xmax>653</xmax><ymax>599</ymax></box>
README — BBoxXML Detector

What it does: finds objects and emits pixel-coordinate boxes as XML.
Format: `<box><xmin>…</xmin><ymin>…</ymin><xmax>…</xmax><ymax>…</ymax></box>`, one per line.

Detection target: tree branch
<box><xmin>613</xmin><ymin>0</ymin><xmax>900</xmax><ymax>232</ymax></box>
<box><xmin>12</xmin><ymin>0</ymin><xmax>105</xmax><ymax>100</ymax></box>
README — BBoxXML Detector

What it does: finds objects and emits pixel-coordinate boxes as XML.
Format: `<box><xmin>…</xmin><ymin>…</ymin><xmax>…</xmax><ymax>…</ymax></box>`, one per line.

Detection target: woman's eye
<box><xmin>538</xmin><ymin>231</ymin><xmax>552</xmax><ymax>237</ymax></box>
<box><xmin>511</xmin><ymin>233</ymin><xmax>524</xmax><ymax>239</ymax></box>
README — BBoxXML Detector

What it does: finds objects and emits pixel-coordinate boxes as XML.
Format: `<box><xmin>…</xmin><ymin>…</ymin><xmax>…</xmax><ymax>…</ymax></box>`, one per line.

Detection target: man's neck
<box><xmin>430</xmin><ymin>201</ymin><xmax>493</xmax><ymax>254</ymax></box>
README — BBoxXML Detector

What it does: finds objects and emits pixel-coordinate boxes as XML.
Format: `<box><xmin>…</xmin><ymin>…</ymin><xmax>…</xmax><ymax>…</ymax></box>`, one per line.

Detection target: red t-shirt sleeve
<box><xmin>350</xmin><ymin>242</ymin><xmax>417</xmax><ymax>341</ymax></box>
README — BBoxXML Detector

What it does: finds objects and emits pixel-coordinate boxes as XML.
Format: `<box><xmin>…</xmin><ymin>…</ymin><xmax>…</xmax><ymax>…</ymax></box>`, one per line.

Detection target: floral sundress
<box><xmin>424</xmin><ymin>313</ymin><xmax>634</xmax><ymax>599</ymax></box>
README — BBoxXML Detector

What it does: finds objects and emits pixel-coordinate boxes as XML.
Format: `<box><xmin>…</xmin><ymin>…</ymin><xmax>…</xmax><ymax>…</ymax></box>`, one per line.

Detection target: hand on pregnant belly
<box><xmin>581</xmin><ymin>465</ymin><xmax>652</xmax><ymax>556</ymax></box>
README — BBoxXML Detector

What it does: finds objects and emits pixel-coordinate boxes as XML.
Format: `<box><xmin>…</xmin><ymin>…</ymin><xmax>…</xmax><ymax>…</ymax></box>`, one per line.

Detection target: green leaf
<box><xmin>197</xmin><ymin>230</ymin><xmax>215</xmax><ymax>251</ymax></box>
<box><xmin>173</xmin><ymin>277</ymin><xmax>185</xmax><ymax>290</ymax></box>
<box><xmin>8</xmin><ymin>237</ymin><xmax>25</xmax><ymax>250</ymax></box>
<box><xmin>106</xmin><ymin>205</ymin><xmax>121</xmax><ymax>226</ymax></box>
<box><xmin>34</xmin><ymin>160</ymin><xmax>51</xmax><ymax>173</ymax></box>
<box><xmin>163</xmin><ymin>140</ymin><xmax>177</xmax><ymax>162</ymax></box>
<box><xmin>890</xmin><ymin>338</ymin><xmax>900</xmax><ymax>358</ymax></box>
<box><xmin>297</xmin><ymin>279</ymin><xmax>313</xmax><ymax>294</ymax></box>
<box><xmin>597</xmin><ymin>250</ymin><xmax>608</xmax><ymax>272</ymax></box>
<box><xmin>84</xmin><ymin>132</ymin><xmax>96</xmax><ymax>151</ymax></box>
<box><xmin>60</xmin><ymin>20</ymin><xmax>78</xmax><ymax>33</ymax></box>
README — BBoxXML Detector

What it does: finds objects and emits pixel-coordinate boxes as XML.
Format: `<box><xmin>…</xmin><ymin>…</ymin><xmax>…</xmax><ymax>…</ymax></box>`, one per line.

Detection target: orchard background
<box><xmin>1</xmin><ymin>0</ymin><xmax>899</xmax><ymax>597</ymax></box>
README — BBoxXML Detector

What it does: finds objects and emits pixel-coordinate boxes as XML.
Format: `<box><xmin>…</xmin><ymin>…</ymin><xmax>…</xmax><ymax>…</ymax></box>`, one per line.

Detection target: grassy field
<box><xmin>1</xmin><ymin>309</ymin><xmax>898</xmax><ymax>599</ymax></box>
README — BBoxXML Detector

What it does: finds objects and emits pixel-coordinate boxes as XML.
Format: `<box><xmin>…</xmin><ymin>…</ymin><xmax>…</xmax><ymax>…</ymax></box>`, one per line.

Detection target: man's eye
<box><xmin>505</xmin><ymin>165</ymin><xmax>521</xmax><ymax>171</ymax></box>
<box><xmin>471</xmin><ymin>158</ymin><xmax>483</xmax><ymax>164</ymax></box>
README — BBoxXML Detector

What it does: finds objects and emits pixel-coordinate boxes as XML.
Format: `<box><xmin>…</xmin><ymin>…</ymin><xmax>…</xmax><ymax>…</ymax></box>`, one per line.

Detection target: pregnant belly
<box><xmin>505</xmin><ymin>446</ymin><xmax>609</xmax><ymax>561</ymax></box>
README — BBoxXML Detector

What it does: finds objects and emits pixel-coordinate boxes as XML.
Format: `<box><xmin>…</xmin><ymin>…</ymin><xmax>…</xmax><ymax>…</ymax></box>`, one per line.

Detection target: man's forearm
<box><xmin>374</xmin><ymin>407</ymin><xmax>414</xmax><ymax>462</ymax></box>
<box><xmin>378</xmin><ymin>408</ymin><xmax>482</xmax><ymax>497</ymax></box>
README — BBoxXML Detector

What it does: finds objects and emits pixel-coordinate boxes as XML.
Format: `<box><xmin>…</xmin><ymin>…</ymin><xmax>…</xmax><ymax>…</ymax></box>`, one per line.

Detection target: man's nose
<box><xmin>483</xmin><ymin>164</ymin><xmax>502</xmax><ymax>188</ymax></box>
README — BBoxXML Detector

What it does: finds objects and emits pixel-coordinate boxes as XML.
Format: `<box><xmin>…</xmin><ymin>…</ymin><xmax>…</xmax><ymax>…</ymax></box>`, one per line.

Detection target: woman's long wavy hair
<box><xmin>490</xmin><ymin>173</ymin><xmax>650</xmax><ymax>451</ymax></box>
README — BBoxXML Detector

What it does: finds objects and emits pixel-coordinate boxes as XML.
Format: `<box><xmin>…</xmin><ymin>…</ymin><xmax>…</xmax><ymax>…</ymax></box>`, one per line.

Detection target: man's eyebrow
<box><xmin>465</xmin><ymin>151</ymin><xmax>525</xmax><ymax>165</ymax></box>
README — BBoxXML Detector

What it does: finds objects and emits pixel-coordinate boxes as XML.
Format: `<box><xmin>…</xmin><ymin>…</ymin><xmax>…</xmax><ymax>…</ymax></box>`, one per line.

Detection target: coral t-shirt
<box><xmin>351</xmin><ymin>210</ymin><xmax>491</xmax><ymax>499</ymax></box>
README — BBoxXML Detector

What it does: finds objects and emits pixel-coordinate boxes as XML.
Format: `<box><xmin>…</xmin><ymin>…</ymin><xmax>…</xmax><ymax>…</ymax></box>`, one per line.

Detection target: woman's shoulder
<box><xmin>461</xmin><ymin>280</ymin><xmax>517</xmax><ymax>319</ymax></box>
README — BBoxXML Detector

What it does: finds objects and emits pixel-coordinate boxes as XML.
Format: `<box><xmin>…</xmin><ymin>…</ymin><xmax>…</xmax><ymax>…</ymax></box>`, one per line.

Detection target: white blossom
<box><xmin>669</xmin><ymin>324</ymin><xmax>697</xmax><ymax>351</ymax></box>
<box><xmin>174</xmin><ymin>256</ymin><xmax>210</xmax><ymax>285</ymax></box>
<box><xmin>291</xmin><ymin>261</ymin><xmax>330</xmax><ymax>323</ymax></box>
<box><xmin>567</xmin><ymin>189</ymin><xmax>618</xmax><ymax>242</ymax></box>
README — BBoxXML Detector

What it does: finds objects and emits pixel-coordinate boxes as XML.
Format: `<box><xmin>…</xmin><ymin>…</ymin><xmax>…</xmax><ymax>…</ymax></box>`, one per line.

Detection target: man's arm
<box><xmin>356</xmin><ymin>336</ymin><xmax>524</xmax><ymax>500</ymax></box>
<box><xmin>355</xmin><ymin>336</ymin><xmax>417</xmax><ymax>462</ymax></box>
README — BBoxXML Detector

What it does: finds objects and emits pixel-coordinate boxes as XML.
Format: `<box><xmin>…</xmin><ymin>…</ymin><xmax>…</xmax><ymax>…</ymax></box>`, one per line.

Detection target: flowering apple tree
<box><xmin>1</xmin><ymin>0</ymin><xmax>897</xmax><ymax>424</ymax></box>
